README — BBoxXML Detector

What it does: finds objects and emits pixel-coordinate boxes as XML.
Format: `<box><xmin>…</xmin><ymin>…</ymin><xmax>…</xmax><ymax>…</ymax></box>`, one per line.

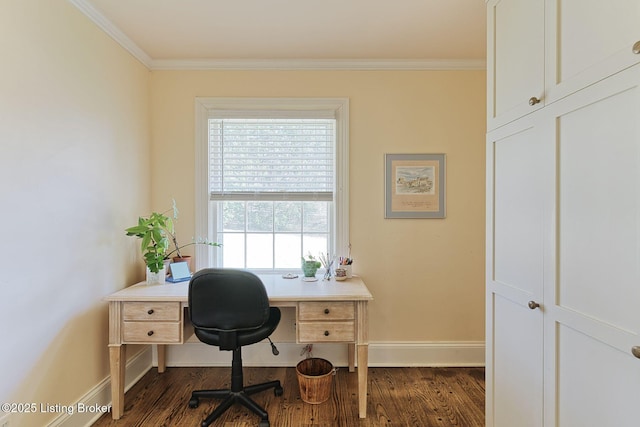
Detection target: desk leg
<box><xmin>348</xmin><ymin>343</ymin><xmax>356</xmax><ymax>372</ymax></box>
<box><xmin>157</xmin><ymin>344</ymin><xmax>166</xmax><ymax>373</ymax></box>
<box><xmin>109</xmin><ymin>344</ymin><xmax>126</xmax><ymax>420</ymax></box>
<box><xmin>357</xmin><ymin>344</ymin><xmax>368</xmax><ymax>418</ymax></box>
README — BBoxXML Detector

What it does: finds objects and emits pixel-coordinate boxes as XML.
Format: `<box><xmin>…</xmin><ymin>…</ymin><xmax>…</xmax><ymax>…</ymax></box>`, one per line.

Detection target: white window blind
<box><xmin>209</xmin><ymin>118</ymin><xmax>335</xmax><ymax>201</ymax></box>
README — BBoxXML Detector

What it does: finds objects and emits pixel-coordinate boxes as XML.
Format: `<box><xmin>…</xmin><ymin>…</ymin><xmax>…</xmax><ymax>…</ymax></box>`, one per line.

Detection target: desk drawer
<box><xmin>123</xmin><ymin>321</ymin><xmax>182</xmax><ymax>343</ymax></box>
<box><xmin>298</xmin><ymin>321</ymin><xmax>355</xmax><ymax>342</ymax></box>
<box><xmin>123</xmin><ymin>302</ymin><xmax>180</xmax><ymax>321</ymax></box>
<box><xmin>298</xmin><ymin>302</ymin><xmax>354</xmax><ymax>321</ymax></box>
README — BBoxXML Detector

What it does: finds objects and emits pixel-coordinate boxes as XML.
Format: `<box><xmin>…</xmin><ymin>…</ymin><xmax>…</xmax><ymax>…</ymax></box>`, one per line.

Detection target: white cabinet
<box><xmin>487</xmin><ymin>0</ymin><xmax>640</xmax><ymax>130</ymax></box>
<box><xmin>487</xmin><ymin>1</ymin><xmax>640</xmax><ymax>426</ymax></box>
<box><xmin>545</xmin><ymin>0</ymin><xmax>640</xmax><ymax>104</ymax></box>
<box><xmin>487</xmin><ymin>0</ymin><xmax>545</xmax><ymax>129</ymax></box>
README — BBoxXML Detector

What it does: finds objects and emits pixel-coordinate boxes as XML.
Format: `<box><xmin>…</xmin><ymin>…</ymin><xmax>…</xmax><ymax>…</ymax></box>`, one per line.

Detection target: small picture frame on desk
<box><xmin>166</xmin><ymin>262</ymin><xmax>192</xmax><ymax>283</ymax></box>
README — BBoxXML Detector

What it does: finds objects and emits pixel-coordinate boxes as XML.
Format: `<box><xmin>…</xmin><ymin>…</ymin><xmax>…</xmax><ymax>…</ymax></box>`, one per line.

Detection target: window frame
<box><xmin>194</xmin><ymin>97</ymin><xmax>349</xmax><ymax>272</ymax></box>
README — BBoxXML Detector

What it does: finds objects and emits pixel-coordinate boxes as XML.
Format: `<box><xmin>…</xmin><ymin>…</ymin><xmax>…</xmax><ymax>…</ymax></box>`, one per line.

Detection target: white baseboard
<box><xmin>47</xmin><ymin>347</ymin><xmax>152</xmax><ymax>427</ymax></box>
<box><xmin>368</xmin><ymin>341</ymin><xmax>485</xmax><ymax>367</ymax></box>
<box><xmin>159</xmin><ymin>341</ymin><xmax>485</xmax><ymax>368</ymax></box>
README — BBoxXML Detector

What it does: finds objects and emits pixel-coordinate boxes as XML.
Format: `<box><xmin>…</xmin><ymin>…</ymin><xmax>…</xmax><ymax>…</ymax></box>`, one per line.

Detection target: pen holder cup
<box><xmin>341</xmin><ymin>265</ymin><xmax>352</xmax><ymax>278</ymax></box>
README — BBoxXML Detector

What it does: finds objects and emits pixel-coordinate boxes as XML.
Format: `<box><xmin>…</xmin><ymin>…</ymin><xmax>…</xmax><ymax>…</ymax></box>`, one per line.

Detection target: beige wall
<box><xmin>0</xmin><ymin>1</ymin><xmax>150</xmax><ymax>425</ymax></box>
<box><xmin>150</xmin><ymin>69</ymin><xmax>486</xmax><ymax>343</ymax></box>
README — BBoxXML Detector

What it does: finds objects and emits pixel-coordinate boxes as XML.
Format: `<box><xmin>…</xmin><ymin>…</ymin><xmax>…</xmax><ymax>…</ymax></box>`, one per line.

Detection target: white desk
<box><xmin>105</xmin><ymin>275</ymin><xmax>373</xmax><ymax>420</ymax></box>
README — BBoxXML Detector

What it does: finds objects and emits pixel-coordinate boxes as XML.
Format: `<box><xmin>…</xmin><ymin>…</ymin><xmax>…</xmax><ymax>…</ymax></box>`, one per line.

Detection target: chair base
<box><xmin>189</xmin><ymin>380</ymin><xmax>283</xmax><ymax>427</ymax></box>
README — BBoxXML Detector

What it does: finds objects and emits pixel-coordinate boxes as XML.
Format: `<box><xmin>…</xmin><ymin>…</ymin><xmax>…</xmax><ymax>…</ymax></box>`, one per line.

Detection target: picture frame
<box><xmin>384</xmin><ymin>153</ymin><xmax>446</xmax><ymax>218</ymax></box>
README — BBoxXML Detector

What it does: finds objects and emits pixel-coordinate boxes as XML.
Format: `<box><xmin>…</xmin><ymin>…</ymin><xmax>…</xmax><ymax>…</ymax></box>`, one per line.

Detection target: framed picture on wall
<box><xmin>384</xmin><ymin>153</ymin><xmax>446</xmax><ymax>218</ymax></box>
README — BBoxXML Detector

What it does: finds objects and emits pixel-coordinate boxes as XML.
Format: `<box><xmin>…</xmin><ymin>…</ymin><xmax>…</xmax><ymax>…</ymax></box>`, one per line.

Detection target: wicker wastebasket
<box><xmin>296</xmin><ymin>358</ymin><xmax>334</xmax><ymax>404</ymax></box>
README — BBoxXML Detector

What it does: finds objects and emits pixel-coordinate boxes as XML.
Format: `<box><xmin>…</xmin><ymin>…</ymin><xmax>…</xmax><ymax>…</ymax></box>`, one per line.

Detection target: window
<box><xmin>194</xmin><ymin>98</ymin><xmax>349</xmax><ymax>272</ymax></box>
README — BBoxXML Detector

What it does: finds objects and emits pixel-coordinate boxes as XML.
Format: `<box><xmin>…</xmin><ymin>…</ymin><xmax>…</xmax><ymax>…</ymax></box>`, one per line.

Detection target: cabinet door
<box><xmin>486</xmin><ymin>117</ymin><xmax>547</xmax><ymax>427</ymax></box>
<box><xmin>542</xmin><ymin>64</ymin><xmax>640</xmax><ymax>427</ymax></box>
<box><xmin>545</xmin><ymin>0</ymin><xmax>640</xmax><ymax>103</ymax></box>
<box><xmin>487</xmin><ymin>0</ymin><xmax>545</xmax><ymax>130</ymax></box>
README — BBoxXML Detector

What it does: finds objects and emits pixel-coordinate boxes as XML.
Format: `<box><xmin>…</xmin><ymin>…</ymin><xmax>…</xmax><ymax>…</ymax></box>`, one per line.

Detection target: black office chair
<box><xmin>187</xmin><ymin>268</ymin><xmax>283</xmax><ymax>427</ymax></box>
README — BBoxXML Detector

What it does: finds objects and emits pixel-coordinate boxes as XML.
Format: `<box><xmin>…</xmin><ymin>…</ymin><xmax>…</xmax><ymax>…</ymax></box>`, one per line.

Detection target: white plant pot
<box><xmin>146</xmin><ymin>265</ymin><xmax>167</xmax><ymax>284</ymax></box>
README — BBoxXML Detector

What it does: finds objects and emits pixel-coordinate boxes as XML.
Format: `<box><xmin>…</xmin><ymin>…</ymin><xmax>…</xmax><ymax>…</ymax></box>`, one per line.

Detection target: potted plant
<box><xmin>126</xmin><ymin>200</ymin><xmax>221</xmax><ymax>281</ymax></box>
<box><xmin>165</xmin><ymin>236</ymin><xmax>220</xmax><ymax>271</ymax></box>
<box><xmin>161</xmin><ymin>200</ymin><xmax>221</xmax><ymax>271</ymax></box>
<box><xmin>125</xmin><ymin>211</ymin><xmax>173</xmax><ymax>283</ymax></box>
<box><xmin>301</xmin><ymin>253</ymin><xmax>322</xmax><ymax>278</ymax></box>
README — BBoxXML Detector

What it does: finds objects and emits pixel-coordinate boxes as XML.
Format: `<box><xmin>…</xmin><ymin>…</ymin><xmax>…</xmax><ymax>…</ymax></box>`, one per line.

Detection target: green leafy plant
<box><xmin>162</xmin><ymin>200</ymin><xmax>221</xmax><ymax>260</ymax></box>
<box><xmin>125</xmin><ymin>211</ymin><xmax>173</xmax><ymax>273</ymax></box>
<box><xmin>126</xmin><ymin>200</ymin><xmax>221</xmax><ymax>273</ymax></box>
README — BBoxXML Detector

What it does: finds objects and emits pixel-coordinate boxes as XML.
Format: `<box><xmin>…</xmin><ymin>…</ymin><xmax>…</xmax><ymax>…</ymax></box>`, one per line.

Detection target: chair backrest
<box><xmin>188</xmin><ymin>268</ymin><xmax>270</xmax><ymax>333</ymax></box>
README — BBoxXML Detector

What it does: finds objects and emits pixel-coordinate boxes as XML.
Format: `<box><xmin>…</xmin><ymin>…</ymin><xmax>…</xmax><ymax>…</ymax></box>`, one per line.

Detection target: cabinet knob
<box><xmin>529</xmin><ymin>97</ymin><xmax>541</xmax><ymax>106</ymax></box>
<box><xmin>633</xmin><ymin>41</ymin><xmax>640</xmax><ymax>55</ymax></box>
<box><xmin>147</xmin><ymin>309</ymin><xmax>154</xmax><ymax>315</ymax></box>
<box><xmin>632</xmin><ymin>346</ymin><xmax>640</xmax><ymax>359</ymax></box>
<box><xmin>147</xmin><ymin>330</ymin><xmax>154</xmax><ymax>336</ymax></box>
<box><xmin>528</xmin><ymin>301</ymin><xmax>540</xmax><ymax>310</ymax></box>
<box><xmin>324</xmin><ymin>330</ymin><xmax>330</xmax><ymax>336</ymax></box>
<box><xmin>324</xmin><ymin>308</ymin><xmax>330</xmax><ymax>314</ymax></box>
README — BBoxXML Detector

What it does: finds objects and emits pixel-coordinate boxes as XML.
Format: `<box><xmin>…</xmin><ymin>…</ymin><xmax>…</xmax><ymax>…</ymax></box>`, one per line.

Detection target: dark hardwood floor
<box><xmin>93</xmin><ymin>366</ymin><xmax>485</xmax><ymax>427</ymax></box>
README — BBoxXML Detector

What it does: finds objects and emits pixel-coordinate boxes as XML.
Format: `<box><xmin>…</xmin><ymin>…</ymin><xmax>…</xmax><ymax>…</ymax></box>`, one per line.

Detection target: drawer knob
<box><xmin>324</xmin><ymin>308</ymin><xmax>330</xmax><ymax>314</ymax></box>
<box><xmin>147</xmin><ymin>330</ymin><xmax>154</xmax><ymax>336</ymax></box>
<box><xmin>147</xmin><ymin>309</ymin><xmax>154</xmax><ymax>315</ymax></box>
<box><xmin>633</xmin><ymin>41</ymin><xmax>640</xmax><ymax>54</ymax></box>
<box><xmin>529</xmin><ymin>96</ymin><xmax>541</xmax><ymax>106</ymax></box>
<box><xmin>632</xmin><ymin>346</ymin><xmax>640</xmax><ymax>359</ymax></box>
<box><xmin>324</xmin><ymin>330</ymin><xmax>330</xmax><ymax>336</ymax></box>
<box><xmin>528</xmin><ymin>301</ymin><xmax>540</xmax><ymax>310</ymax></box>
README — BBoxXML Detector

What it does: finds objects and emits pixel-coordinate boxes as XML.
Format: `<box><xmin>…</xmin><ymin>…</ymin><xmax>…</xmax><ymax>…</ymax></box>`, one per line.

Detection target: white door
<box><xmin>542</xmin><ymin>64</ymin><xmax>640</xmax><ymax>426</ymax></box>
<box><xmin>486</xmin><ymin>116</ymin><xmax>547</xmax><ymax>427</ymax></box>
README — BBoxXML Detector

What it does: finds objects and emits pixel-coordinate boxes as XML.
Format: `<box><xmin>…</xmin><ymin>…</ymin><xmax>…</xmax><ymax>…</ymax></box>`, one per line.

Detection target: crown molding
<box><xmin>149</xmin><ymin>58</ymin><xmax>486</xmax><ymax>71</ymax></box>
<box><xmin>68</xmin><ymin>0</ymin><xmax>153</xmax><ymax>68</ymax></box>
<box><xmin>69</xmin><ymin>0</ymin><xmax>485</xmax><ymax>72</ymax></box>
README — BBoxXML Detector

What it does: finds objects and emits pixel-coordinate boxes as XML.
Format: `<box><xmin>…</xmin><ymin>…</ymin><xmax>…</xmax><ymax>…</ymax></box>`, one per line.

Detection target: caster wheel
<box><xmin>274</xmin><ymin>385</ymin><xmax>284</xmax><ymax>397</ymax></box>
<box><xmin>259</xmin><ymin>420</ymin><xmax>270</xmax><ymax>427</ymax></box>
<box><xmin>188</xmin><ymin>397</ymin><xmax>199</xmax><ymax>408</ymax></box>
